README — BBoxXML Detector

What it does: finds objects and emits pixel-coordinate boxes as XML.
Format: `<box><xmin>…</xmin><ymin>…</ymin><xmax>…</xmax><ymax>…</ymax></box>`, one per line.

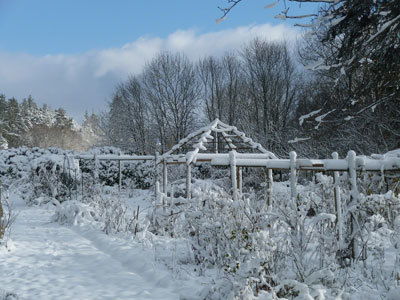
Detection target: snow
<box><xmin>0</xmin><ymin>135</ymin><xmax>7</xmax><ymax>150</ymax></box>
<box><xmin>0</xmin><ymin>192</ymin><xmax>202</xmax><ymax>300</ymax></box>
<box><xmin>314</xmin><ymin>109</ymin><xmax>336</xmax><ymax>129</ymax></box>
<box><xmin>288</xmin><ymin>137</ymin><xmax>311</xmax><ymax>144</ymax></box>
<box><xmin>330</xmin><ymin>15</ymin><xmax>346</xmax><ymax>26</ymax></box>
<box><xmin>207</xmin><ymin>154</ymin><xmax>400</xmax><ymax>172</ymax></box>
<box><xmin>298</xmin><ymin>109</ymin><xmax>321</xmax><ymax>126</ymax></box>
<box><xmin>366</xmin><ymin>15</ymin><xmax>400</xmax><ymax>44</ymax></box>
<box><xmin>75</xmin><ymin>154</ymin><xmax>155</xmax><ymax>161</ymax></box>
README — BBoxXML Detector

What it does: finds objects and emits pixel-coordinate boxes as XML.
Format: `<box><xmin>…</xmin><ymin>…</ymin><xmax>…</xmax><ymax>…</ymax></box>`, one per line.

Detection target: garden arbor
<box><xmin>158</xmin><ymin>118</ymin><xmax>277</xmax><ymax>200</ymax></box>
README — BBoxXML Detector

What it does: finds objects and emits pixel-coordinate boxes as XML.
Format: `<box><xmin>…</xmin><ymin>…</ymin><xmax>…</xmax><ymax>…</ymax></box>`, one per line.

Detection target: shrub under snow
<box><xmin>148</xmin><ymin>173</ymin><xmax>400</xmax><ymax>299</ymax></box>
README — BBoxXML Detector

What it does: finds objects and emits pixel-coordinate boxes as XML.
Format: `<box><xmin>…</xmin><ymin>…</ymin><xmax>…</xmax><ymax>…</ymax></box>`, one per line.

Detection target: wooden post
<box><xmin>93</xmin><ymin>153</ymin><xmax>98</xmax><ymax>180</ymax></box>
<box><xmin>0</xmin><ymin>180</ymin><xmax>3</xmax><ymax>240</ymax></box>
<box><xmin>230</xmin><ymin>150</ymin><xmax>238</xmax><ymax>202</ymax></box>
<box><xmin>162</xmin><ymin>159</ymin><xmax>167</xmax><ymax>195</ymax></box>
<box><xmin>67</xmin><ymin>155</ymin><xmax>72</xmax><ymax>200</ymax></box>
<box><xmin>75</xmin><ymin>169</ymin><xmax>78</xmax><ymax>201</ymax></box>
<box><xmin>289</xmin><ymin>151</ymin><xmax>297</xmax><ymax>202</ymax></box>
<box><xmin>81</xmin><ymin>160</ymin><xmax>84</xmax><ymax>200</ymax></box>
<box><xmin>266</xmin><ymin>168</ymin><xmax>273</xmax><ymax>207</ymax></box>
<box><xmin>332</xmin><ymin>152</ymin><xmax>343</xmax><ymax>247</ymax></box>
<box><xmin>155</xmin><ymin>181</ymin><xmax>161</xmax><ymax>204</ymax></box>
<box><xmin>154</xmin><ymin>152</ymin><xmax>159</xmax><ymax>201</ymax></box>
<box><xmin>186</xmin><ymin>162</ymin><xmax>191</xmax><ymax>199</ymax></box>
<box><xmin>118</xmin><ymin>157</ymin><xmax>122</xmax><ymax>194</ymax></box>
<box><xmin>215</xmin><ymin>131</ymin><xmax>218</xmax><ymax>153</ymax></box>
<box><xmin>237</xmin><ymin>166</ymin><xmax>242</xmax><ymax>198</ymax></box>
<box><xmin>348</xmin><ymin>150</ymin><xmax>359</xmax><ymax>260</ymax></box>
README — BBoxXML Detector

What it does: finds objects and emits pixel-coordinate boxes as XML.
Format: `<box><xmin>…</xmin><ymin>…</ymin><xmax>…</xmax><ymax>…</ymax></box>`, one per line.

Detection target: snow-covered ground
<box><xmin>0</xmin><ymin>192</ymin><xmax>203</xmax><ymax>300</ymax></box>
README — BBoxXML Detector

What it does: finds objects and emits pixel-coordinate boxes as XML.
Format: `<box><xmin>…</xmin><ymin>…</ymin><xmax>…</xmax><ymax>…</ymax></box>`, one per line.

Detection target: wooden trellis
<box><xmin>158</xmin><ymin>119</ymin><xmax>276</xmax><ymax>200</ymax></box>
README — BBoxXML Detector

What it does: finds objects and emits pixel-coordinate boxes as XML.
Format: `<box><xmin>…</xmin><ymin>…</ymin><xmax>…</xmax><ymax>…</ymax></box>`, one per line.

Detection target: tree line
<box><xmin>0</xmin><ymin>94</ymin><xmax>101</xmax><ymax>150</ymax></box>
<box><xmin>101</xmin><ymin>35</ymin><xmax>399</xmax><ymax>157</ymax></box>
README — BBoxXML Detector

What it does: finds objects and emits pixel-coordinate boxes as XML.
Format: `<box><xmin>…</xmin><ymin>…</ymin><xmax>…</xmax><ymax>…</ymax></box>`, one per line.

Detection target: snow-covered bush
<box><xmin>80</xmin><ymin>147</ymin><xmax>155</xmax><ymax>189</ymax></box>
<box><xmin>0</xmin><ymin>146</ymin><xmax>157</xmax><ymax>205</ymax></box>
<box><xmin>0</xmin><ymin>289</ymin><xmax>18</xmax><ymax>300</ymax></box>
<box><xmin>0</xmin><ymin>147</ymin><xmax>79</xmax><ymax>202</ymax></box>
<box><xmin>29</xmin><ymin>153</ymin><xmax>78</xmax><ymax>203</ymax></box>
<box><xmin>0</xmin><ymin>147</ymin><xmax>43</xmax><ymax>186</ymax></box>
<box><xmin>53</xmin><ymin>191</ymin><xmax>142</xmax><ymax>236</ymax></box>
<box><xmin>122</xmin><ymin>161</ymin><xmax>154</xmax><ymax>189</ymax></box>
<box><xmin>52</xmin><ymin>200</ymin><xmax>98</xmax><ymax>226</ymax></box>
<box><xmin>149</xmin><ymin>180</ymin><xmax>278</xmax><ymax>297</ymax></box>
<box><xmin>0</xmin><ymin>186</ymin><xmax>18</xmax><ymax>248</ymax></box>
<box><xmin>148</xmin><ymin>172</ymin><xmax>400</xmax><ymax>299</ymax></box>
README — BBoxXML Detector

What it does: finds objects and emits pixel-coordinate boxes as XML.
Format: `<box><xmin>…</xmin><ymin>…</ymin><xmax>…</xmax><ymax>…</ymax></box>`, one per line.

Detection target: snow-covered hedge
<box><xmin>0</xmin><ymin>147</ymin><xmax>69</xmax><ymax>184</ymax></box>
<box><xmin>77</xmin><ymin>147</ymin><xmax>155</xmax><ymax>189</ymax></box>
<box><xmin>0</xmin><ymin>146</ymin><xmax>156</xmax><ymax>203</ymax></box>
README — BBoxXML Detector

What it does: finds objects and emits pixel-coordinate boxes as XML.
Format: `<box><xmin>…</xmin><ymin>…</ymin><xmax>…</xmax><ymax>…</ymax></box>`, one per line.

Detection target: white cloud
<box><xmin>0</xmin><ymin>23</ymin><xmax>299</xmax><ymax>122</ymax></box>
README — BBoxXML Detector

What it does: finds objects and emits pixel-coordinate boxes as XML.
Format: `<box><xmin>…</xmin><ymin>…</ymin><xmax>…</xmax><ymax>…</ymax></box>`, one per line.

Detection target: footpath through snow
<box><xmin>0</xmin><ymin>195</ymin><xmax>200</xmax><ymax>300</ymax></box>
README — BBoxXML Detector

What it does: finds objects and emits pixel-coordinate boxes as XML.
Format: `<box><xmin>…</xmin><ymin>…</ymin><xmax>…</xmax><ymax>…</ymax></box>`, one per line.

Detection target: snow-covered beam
<box><xmin>74</xmin><ymin>155</ymin><xmax>155</xmax><ymax>161</ymax></box>
<box><xmin>164</xmin><ymin>153</ymin><xmax>277</xmax><ymax>164</ymax></box>
<box><xmin>209</xmin><ymin>157</ymin><xmax>400</xmax><ymax>171</ymax></box>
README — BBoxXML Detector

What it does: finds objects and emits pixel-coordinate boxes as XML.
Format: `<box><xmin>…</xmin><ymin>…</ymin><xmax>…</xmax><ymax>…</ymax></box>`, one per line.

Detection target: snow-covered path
<box><xmin>0</xmin><ymin>197</ymin><xmax>196</xmax><ymax>300</ymax></box>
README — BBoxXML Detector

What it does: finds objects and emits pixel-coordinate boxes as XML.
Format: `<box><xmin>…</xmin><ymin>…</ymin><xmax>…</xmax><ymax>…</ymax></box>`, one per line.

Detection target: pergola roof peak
<box><xmin>161</xmin><ymin>119</ymin><xmax>277</xmax><ymax>164</ymax></box>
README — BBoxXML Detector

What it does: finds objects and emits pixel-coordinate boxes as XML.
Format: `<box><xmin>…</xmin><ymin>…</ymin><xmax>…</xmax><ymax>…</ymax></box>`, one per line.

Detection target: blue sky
<box><xmin>0</xmin><ymin>0</ymin><xmax>319</xmax><ymax>121</ymax></box>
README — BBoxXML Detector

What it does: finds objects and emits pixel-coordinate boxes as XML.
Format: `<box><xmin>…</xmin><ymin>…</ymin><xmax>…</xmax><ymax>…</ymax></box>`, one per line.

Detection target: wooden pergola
<box><xmin>158</xmin><ymin>119</ymin><xmax>277</xmax><ymax>201</ymax></box>
<box><xmin>157</xmin><ymin>119</ymin><xmax>400</xmax><ymax>214</ymax></box>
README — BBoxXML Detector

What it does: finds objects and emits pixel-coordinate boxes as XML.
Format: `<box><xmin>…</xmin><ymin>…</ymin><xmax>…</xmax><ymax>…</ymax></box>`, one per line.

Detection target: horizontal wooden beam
<box><xmin>74</xmin><ymin>155</ymin><xmax>155</xmax><ymax>161</ymax></box>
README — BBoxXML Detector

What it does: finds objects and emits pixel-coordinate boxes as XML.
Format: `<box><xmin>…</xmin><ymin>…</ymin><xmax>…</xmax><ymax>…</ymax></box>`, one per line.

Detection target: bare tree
<box><xmin>142</xmin><ymin>52</ymin><xmax>201</xmax><ymax>152</ymax></box>
<box><xmin>198</xmin><ymin>56</ymin><xmax>225</xmax><ymax>122</ymax></box>
<box><xmin>117</xmin><ymin>76</ymin><xmax>152</xmax><ymax>154</ymax></box>
<box><xmin>222</xmin><ymin>53</ymin><xmax>243</xmax><ymax>125</ymax></box>
<box><xmin>198</xmin><ymin>53</ymin><xmax>243</xmax><ymax>124</ymax></box>
<box><xmin>103</xmin><ymin>94</ymin><xmax>131</xmax><ymax>150</ymax></box>
<box><xmin>240</xmin><ymin>38</ymin><xmax>299</xmax><ymax>155</ymax></box>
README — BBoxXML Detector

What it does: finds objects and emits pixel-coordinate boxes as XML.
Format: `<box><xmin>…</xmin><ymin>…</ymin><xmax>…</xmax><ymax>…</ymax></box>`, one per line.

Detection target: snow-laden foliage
<box><xmin>52</xmin><ymin>185</ymin><xmax>143</xmax><ymax>236</ymax></box>
<box><xmin>30</xmin><ymin>154</ymin><xmax>78</xmax><ymax>203</ymax></box>
<box><xmin>80</xmin><ymin>147</ymin><xmax>155</xmax><ymax>189</ymax></box>
<box><xmin>0</xmin><ymin>289</ymin><xmax>18</xmax><ymax>300</ymax></box>
<box><xmin>0</xmin><ymin>147</ymin><xmax>155</xmax><ymax>203</ymax></box>
<box><xmin>52</xmin><ymin>200</ymin><xmax>98</xmax><ymax>226</ymax></box>
<box><xmin>0</xmin><ymin>187</ymin><xmax>17</xmax><ymax>248</ymax></box>
<box><xmin>147</xmin><ymin>171</ymin><xmax>400</xmax><ymax>299</ymax></box>
<box><xmin>0</xmin><ymin>147</ymin><xmax>76</xmax><ymax>204</ymax></box>
<box><xmin>0</xmin><ymin>147</ymin><xmax>70</xmax><ymax>184</ymax></box>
